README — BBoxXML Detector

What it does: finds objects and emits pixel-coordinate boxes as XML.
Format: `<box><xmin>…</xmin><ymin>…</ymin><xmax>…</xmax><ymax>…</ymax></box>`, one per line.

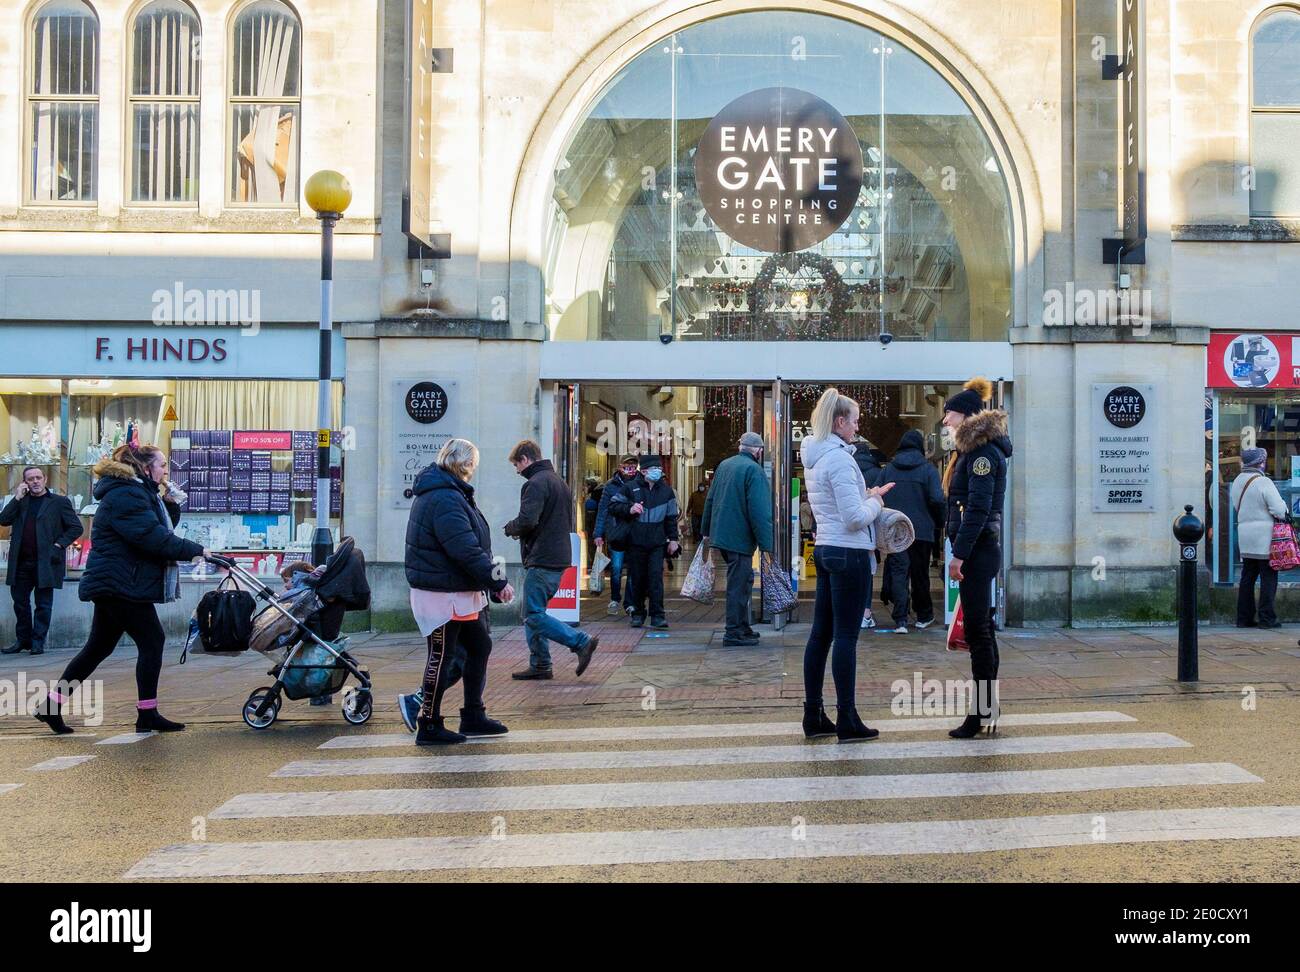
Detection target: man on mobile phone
<box><xmin>1</xmin><ymin>467</ymin><xmax>83</xmax><ymax>655</ymax></box>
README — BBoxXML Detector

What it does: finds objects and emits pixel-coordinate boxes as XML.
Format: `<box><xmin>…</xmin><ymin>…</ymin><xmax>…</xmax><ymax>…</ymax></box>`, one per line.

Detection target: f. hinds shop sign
<box><xmin>694</xmin><ymin>87</ymin><xmax>863</xmax><ymax>252</ymax></box>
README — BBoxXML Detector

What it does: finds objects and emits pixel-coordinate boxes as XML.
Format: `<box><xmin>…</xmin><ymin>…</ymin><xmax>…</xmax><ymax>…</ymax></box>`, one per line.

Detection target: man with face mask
<box><xmin>607</xmin><ymin>455</ymin><xmax>680</xmax><ymax>628</ymax></box>
<box><xmin>2</xmin><ymin>467</ymin><xmax>83</xmax><ymax>655</ymax></box>
<box><xmin>701</xmin><ymin>432</ymin><xmax>774</xmax><ymax>646</ymax></box>
<box><xmin>593</xmin><ymin>456</ymin><xmax>640</xmax><ymax>616</ymax></box>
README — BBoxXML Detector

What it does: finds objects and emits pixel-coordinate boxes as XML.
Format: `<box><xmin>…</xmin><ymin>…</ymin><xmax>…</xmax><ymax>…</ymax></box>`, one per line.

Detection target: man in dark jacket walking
<box><xmin>593</xmin><ymin>456</ymin><xmax>639</xmax><ymax>616</ymax></box>
<box><xmin>504</xmin><ymin>440</ymin><xmax>597</xmax><ymax>679</ymax></box>
<box><xmin>701</xmin><ymin>432</ymin><xmax>773</xmax><ymax>645</ymax></box>
<box><xmin>2</xmin><ymin>467</ymin><xmax>83</xmax><ymax>655</ymax></box>
<box><xmin>877</xmin><ymin>430</ymin><xmax>946</xmax><ymax>631</ymax></box>
<box><xmin>607</xmin><ymin>455</ymin><xmax>679</xmax><ymax>628</ymax></box>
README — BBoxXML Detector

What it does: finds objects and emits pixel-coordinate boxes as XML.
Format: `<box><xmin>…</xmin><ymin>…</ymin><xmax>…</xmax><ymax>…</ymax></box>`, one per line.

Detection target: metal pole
<box><xmin>312</xmin><ymin>212</ymin><xmax>337</xmax><ymax>566</ymax></box>
<box><xmin>1177</xmin><ymin>556</ymin><xmax>1198</xmax><ymax>682</ymax></box>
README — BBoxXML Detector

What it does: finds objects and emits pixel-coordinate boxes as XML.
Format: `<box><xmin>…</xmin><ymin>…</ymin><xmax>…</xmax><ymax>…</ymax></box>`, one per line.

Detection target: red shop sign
<box><xmin>1207</xmin><ymin>333</ymin><xmax>1300</xmax><ymax>390</ymax></box>
<box><xmin>232</xmin><ymin>431</ymin><xmax>293</xmax><ymax>450</ymax></box>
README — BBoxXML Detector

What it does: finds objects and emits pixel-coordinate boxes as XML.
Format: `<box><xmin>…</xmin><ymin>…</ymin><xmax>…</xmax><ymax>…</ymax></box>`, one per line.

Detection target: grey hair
<box><xmin>437</xmin><ymin>438</ymin><xmax>480</xmax><ymax>481</ymax></box>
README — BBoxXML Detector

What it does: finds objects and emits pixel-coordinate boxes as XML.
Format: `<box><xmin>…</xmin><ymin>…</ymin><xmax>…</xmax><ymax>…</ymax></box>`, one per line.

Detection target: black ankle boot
<box><xmin>802</xmin><ymin>703</ymin><xmax>836</xmax><ymax>739</ymax></box>
<box><xmin>33</xmin><ymin>697</ymin><xmax>72</xmax><ymax>735</ymax></box>
<box><xmin>948</xmin><ymin>713</ymin><xmax>984</xmax><ymax>739</ymax></box>
<box><xmin>836</xmin><ymin>706</ymin><xmax>879</xmax><ymax>742</ymax></box>
<box><xmin>458</xmin><ymin>705</ymin><xmax>508</xmax><ymax>736</ymax></box>
<box><xmin>415</xmin><ymin>716</ymin><xmax>466</xmax><ymax>745</ymax></box>
<box><xmin>136</xmin><ymin>708</ymin><xmax>185</xmax><ymax>732</ymax></box>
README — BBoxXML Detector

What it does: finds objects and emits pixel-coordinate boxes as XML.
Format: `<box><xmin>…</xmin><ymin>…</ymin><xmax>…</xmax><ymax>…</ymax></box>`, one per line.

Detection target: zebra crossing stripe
<box><xmin>96</xmin><ymin>733</ymin><xmax>156</xmax><ymax>746</ymax></box>
<box><xmin>125</xmin><ymin>805</ymin><xmax>1300</xmax><ymax>878</ymax></box>
<box><xmin>318</xmin><ymin>711</ymin><xmax>1138</xmax><ymax>750</ymax></box>
<box><xmin>26</xmin><ymin>755</ymin><xmax>96</xmax><ymax>772</ymax></box>
<box><xmin>0</xmin><ymin>784</ymin><xmax>22</xmax><ymax>796</ymax></box>
<box><xmin>211</xmin><ymin>762</ymin><xmax>1261</xmax><ymax>819</ymax></box>
<box><xmin>0</xmin><ymin>733</ymin><xmax>98</xmax><ymax>742</ymax></box>
<box><xmin>273</xmin><ymin>732</ymin><xmax>1191</xmax><ymax>778</ymax></box>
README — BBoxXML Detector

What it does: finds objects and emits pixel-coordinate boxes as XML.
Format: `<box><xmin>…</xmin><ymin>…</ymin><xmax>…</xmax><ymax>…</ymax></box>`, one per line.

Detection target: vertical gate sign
<box><xmin>403</xmin><ymin>0</ymin><xmax>434</xmax><ymax>248</ymax></box>
<box><xmin>1104</xmin><ymin>0</ymin><xmax>1146</xmax><ymax>263</ymax></box>
<box><xmin>1091</xmin><ymin>383</ymin><xmax>1156</xmax><ymax>512</ymax></box>
<box><xmin>694</xmin><ymin>87</ymin><xmax>863</xmax><ymax>253</ymax></box>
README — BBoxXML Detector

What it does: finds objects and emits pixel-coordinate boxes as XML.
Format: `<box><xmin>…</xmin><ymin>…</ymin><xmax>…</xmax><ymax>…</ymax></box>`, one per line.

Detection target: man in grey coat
<box><xmin>1</xmin><ymin>467</ymin><xmax>83</xmax><ymax>655</ymax></box>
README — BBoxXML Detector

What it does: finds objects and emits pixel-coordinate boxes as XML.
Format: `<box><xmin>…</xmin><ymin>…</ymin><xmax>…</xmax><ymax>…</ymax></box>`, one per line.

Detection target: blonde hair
<box><xmin>810</xmin><ymin>387</ymin><xmax>858</xmax><ymax>441</ymax></box>
<box><xmin>437</xmin><ymin>438</ymin><xmax>480</xmax><ymax>481</ymax></box>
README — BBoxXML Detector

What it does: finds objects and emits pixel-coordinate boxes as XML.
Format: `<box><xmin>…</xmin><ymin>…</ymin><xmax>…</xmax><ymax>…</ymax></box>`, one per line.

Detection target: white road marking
<box><xmin>319</xmin><ymin>711</ymin><xmax>1138</xmax><ymax>750</ymax></box>
<box><xmin>211</xmin><ymin>762</ymin><xmax>1261</xmax><ymax>819</ymax></box>
<box><xmin>0</xmin><ymin>733</ymin><xmax>98</xmax><ymax>742</ymax></box>
<box><xmin>274</xmin><ymin>732</ymin><xmax>1191</xmax><ymax>778</ymax></box>
<box><xmin>0</xmin><ymin>784</ymin><xmax>22</xmax><ymax>795</ymax></box>
<box><xmin>95</xmin><ymin>733</ymin><xmax>156</xmax><ymax>746</ymax></box>
<box><xmin>125</xmin><ymin>805</ymin><xmax>1300</xmax><ymax>878</ymax></box>
<box><xmin>26</xmin><ymin>755</ymin><xmax>96</xmax><ymax>772</ymax></box>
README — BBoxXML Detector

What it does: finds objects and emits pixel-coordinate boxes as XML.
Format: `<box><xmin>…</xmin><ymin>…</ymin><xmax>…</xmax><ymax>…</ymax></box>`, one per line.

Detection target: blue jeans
<box><xmin>803</xmin><ymin>545</ymin><xmax>872</xmax><ymax>709</ymax></box>
<box><xmin>608</xmin><ymin>549</ymin><xmax>630</xmax><ymax>605</ymax></box>
<box><xmin>523</xmin><ymin>566</ymin><xmax>588</xmax><ymax>669</ymax></box>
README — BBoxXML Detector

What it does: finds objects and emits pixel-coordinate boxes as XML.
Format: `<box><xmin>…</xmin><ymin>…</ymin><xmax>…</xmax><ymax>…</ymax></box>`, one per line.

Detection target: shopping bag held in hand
<box><xmin>760</xmin><ymin>552</ymin><xmax>798</xmax><ymax>615</ymax></box>
<box><xmin>946</xmin><ymin>599</ymin><xmax>969</xmax><ymax>652</ymax></box>
<box><xmin>1269</xmin><ymin>520</ymin><xmax>1300</xmax><ymax>572</ymax></box>
<box><xmin>680</xmin><ymin>541</ymin><xmax>716</xmax><ymax>604</ymax></box>
<box><xmin>589</xmin><ymin>548</ymin><xmax>610</xmax><ymax>595</ymax></box>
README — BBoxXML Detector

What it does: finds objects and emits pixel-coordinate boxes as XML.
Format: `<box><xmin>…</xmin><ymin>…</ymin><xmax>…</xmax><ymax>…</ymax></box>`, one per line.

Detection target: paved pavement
<box><xmin>3</xmin><ymin>614</ymin><xmax>1300</xmax><ymax>881</ymax></box>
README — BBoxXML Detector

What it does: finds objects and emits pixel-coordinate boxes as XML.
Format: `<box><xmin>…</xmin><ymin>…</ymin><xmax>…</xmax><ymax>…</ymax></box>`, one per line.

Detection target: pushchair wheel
<box><xmin>242</xmin><ymin>687</ymin><xmax>281</xmax><ymax>729</ymax></box>
<box><xmin>341</xmin><ymin>687</ymin><xmax>372</xmax><ymax>725</ymax></box>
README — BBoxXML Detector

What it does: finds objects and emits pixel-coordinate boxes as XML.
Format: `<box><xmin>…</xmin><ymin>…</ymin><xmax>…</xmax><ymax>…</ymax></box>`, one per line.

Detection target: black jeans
<box><xmin>958</xmin><ymin>533</ymin><xmax>1001</xmax><ymax>717</ymax></box>
<box><xmin>1237</xmin><ymin>557</ymin><xmax>1278</xmax><ymax>626</ymax></box>
<box><xmin>59</xmin><ymin>597</ymin><xmax>166</xmax><ymax>703</ymax></box>
<box><xmin>803</xmin><ymin>545</ymin><xmax>872</xmax><ymax>709</ymax></box>
<box><xmin>627</xmin><ymin>544</ymin><xmax>666</xmax><ymax>620</ymax></box>
<box><xmin>719</xmin><ymin>549</ymin><xmax>755</xmax><ymax>638</ymax></box>
<box><xmin>884</xmin><ymin>541</ymin><xmax>935</xmax><ymax>626</ymax></box>
<box><xmin>11</xmin><ymin>560</ymin><xmax>55</xmax><ymax>648</ymax></box>
<box><xmin>418</xmin><ymin>615</ymin><xmax>492</xmax><ymax>722</ymax></box>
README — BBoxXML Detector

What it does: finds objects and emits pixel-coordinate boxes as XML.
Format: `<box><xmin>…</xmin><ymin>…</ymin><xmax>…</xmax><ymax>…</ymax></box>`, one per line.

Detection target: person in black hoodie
<box><xmin>33</xmin><ymin>445</ymin><xmax>209</xmax><ymax>735</ymax></box>
<box><xmin>878</xmin><ymin>429</ymin><xmax>946</xmax><ymax>631</ymax></box>
<box><xmin>941</xmin><ymin>377</ymin><xmax>1012</xmax><ymax>738</ymax></box>
<box><xmin>400</xmin><ymin>438</ymin><xmax>515</xmax><ymax>744</ymax></box>
<box><xmin>606</xmin><ymin>455</ymin><xmax>680</xmax><ymax>628</ymax></box>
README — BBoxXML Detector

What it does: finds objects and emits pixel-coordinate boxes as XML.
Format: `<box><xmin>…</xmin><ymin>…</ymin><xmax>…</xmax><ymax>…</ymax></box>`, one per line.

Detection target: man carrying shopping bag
<box><xmin>701</xmin><ymin>432</ymin><xmax>773</xmax><ymax>646</ymax></box>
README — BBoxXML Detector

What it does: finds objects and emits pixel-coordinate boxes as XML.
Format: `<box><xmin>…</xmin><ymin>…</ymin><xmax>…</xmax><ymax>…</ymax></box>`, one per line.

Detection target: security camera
<box><xmin>659</xmin><ymin>332</ymin><xmax>674</xmax><ymax>345</ymax></box>
<box><xmin>879</xmin><ymin>331</ymin><xmax>894</xmax><ymax>346</ymax></box>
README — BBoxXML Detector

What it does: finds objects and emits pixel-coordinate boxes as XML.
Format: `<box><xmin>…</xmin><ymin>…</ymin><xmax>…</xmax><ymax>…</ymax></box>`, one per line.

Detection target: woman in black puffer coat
<box><xmin>34</xmin><ymin>444</ymin><xmax>209</xmax><ymax>735</ymax></box>
<box><xmin>399</xmin><ymin>438</ymin><xmax>515</xmax><ymax>745</ymax></box>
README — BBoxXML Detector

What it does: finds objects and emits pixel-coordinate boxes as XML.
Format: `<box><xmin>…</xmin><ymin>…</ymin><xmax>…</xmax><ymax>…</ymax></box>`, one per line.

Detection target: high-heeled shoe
<box><xmin>948</xmin><ymin>713</ymin><xmax>984</xmax><ymax>739</ymax></box>
<box><xmin>836</xmin><ymin>706</ymin><xmax>879</xmax><ymax>742</ymax></box>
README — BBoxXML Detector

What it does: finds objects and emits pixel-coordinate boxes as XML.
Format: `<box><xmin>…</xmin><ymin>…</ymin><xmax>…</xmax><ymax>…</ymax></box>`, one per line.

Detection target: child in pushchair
<box><xmin>208</xmin><ymin>537</ymin><xmax>373</xmax><ymax>729</ymax></box>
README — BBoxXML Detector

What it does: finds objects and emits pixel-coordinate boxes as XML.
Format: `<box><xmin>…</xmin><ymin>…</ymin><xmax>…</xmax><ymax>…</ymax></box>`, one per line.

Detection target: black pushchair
<box><xmin>206</xmin><ymin>537</ymin><xmax>373</xmax><ymax>729</ymax></box>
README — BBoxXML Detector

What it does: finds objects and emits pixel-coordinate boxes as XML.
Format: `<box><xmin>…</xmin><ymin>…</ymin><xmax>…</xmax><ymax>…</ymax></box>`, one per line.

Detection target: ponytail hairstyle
<box><xmin>810</xmin><ymin>387</ymin><xmax>858</xmax><ymax>441</ymax></box>
<box><xmin>112</xmin><ymin>443</ymin><xmax>164</xmax><ymax>481</ymax></box>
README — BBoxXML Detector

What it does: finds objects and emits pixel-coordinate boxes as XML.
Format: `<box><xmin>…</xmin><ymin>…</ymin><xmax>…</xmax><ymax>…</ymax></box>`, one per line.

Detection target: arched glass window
<box><xmin>28</xmin><ymin>0</ymin><xmax>99</xmax><ymax>203</ymax></box>
<box><xmin>544</xmin><ymin>11</ymin><xmax>1012</xmax><ymax>342</ymax></box>
<box><xmin>1251</xmin><ymin>8</ymin><xmax>1300</xmax><ymax>217</ymax></box>
<box><xmin>129</xmin><ymin>0</ymin><xmax>201</xmax><ymax>203</ymax></box>
<box><xmin>229</xmin><ymin>0</ymin><xmax>300</xmax><ymax>205</ymax></box>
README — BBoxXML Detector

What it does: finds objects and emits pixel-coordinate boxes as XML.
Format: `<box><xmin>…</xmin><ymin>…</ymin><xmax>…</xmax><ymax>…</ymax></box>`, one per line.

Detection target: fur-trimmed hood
<box><xmin>955</xmin><ymin>409</ymin><xmax>1012</xmax><ymax>458</ymax></box>
<box><xmin>92</xmin><ymin>458</ymin><xmax>139</xmax><ymax>480</ymax></box>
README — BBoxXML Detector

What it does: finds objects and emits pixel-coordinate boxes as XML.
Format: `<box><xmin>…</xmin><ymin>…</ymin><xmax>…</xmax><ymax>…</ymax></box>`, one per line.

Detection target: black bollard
<box><xmin>1172</xmin><ymin>505</ymin><xmax>1205</xmax><ymax>682</ymax></box>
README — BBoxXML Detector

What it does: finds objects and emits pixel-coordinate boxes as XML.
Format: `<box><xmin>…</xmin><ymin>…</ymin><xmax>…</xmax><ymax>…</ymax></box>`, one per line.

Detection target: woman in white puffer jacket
<box><xmin>799</xmin><ymin>388</ymin><xmax>894</xmax><ymax>742</ymax></box>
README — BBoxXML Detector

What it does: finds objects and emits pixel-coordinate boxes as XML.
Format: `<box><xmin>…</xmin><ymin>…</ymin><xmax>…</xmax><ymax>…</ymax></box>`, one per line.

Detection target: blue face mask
<box><xmin>645</xmin><ymin>467</ymin><xmax>663</xmax><ymax>483</ymax></box>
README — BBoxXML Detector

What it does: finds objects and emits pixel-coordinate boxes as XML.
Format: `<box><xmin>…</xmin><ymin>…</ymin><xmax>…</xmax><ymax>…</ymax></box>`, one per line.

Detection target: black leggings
<box><xmin>958</xmin><ymin>534</ymin><xmax>1002</xmax><ymax>716</ymax></box>
<box><xmin>418</xmin><ymin>615</ymin><xmax>492</xmax><ymax>722</ymax></box>
<box><xmin>59</xmin><ymin>597</ymin><xmax>167</xmax><ymax>703</ymax></box>
<box><xmin>803</xmin><ymin>545</ymin><xmax>872</xmax><ymax>709</ymax></box>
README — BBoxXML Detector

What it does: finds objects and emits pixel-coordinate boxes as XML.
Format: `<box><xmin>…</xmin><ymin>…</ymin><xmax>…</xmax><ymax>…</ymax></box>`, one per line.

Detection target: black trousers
<box><xmin>59</xmin><ymin>597</ymin><xmax>166</xmax><ymax>703</ymax></box>
<box><xmin>1237</xmin><ymin>557</ymin><xmax>1278</xmax><ymax>626</ymax></box>
<box><xmin>11</xmin><ymin>560</ymin><xmax>55</xmax><ymax>648</ymax></box>
<box><xmin>418</xmin><ymin>615</ymin><xmax>492</xmax><ymax>722</ymax></box>
<box><xmin>719</xmin><ymin>549</ymin><xmax>755</xmax><ymax>638</ymax></box>
<box><xmin>958</xmin><ymin>533</ymin><xmax>1001</xmax><ymax>717</ymax></box>
<box><xmin>627</xmin><ymin>544</ymin><xmax>666</xmax><ymax>620</ymax></box>
<box><xmin>885</xmin><ymin>540</ymin><xmax>935</xmax><ymax>626</ymax></box>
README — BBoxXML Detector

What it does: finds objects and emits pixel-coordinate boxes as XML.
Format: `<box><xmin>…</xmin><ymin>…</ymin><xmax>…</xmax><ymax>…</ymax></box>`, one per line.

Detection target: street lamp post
<box><xmin>304</xmin><ymin>170</ymin><xmax>352</xmax><ymax>566</ymax></box>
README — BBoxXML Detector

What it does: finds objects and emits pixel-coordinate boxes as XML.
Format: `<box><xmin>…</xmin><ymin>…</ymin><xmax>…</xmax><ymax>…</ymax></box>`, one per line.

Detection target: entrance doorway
<box><xmin>550</xmin><ymin>379</ymin><xmax>1006</xmax><ymax>628</ymax></box>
